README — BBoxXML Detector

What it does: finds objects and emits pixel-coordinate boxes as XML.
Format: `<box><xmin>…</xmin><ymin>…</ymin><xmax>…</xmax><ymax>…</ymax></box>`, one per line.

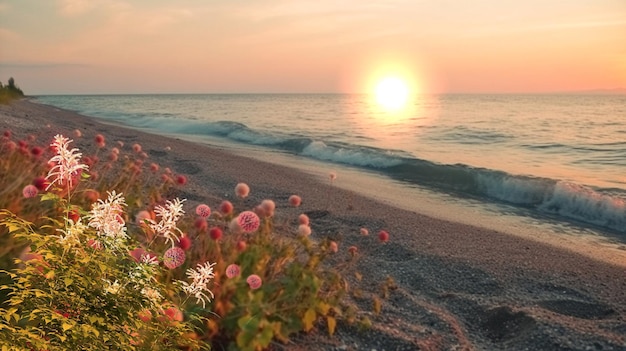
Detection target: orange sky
<box><xmin>0</xmin><ymin>0</ymin><xmax>624</xmax><ymax>94</ymax></box>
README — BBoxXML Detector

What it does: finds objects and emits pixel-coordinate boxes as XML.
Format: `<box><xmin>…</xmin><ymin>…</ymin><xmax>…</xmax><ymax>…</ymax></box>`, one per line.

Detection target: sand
<box><xmin>1</xmin><ymin>99</ymin><xmax>625</xmax><ymax>350</ymax></box>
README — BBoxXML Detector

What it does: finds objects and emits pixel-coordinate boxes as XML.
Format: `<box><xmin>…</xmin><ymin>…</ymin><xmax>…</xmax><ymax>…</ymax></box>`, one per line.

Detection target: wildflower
<box><xmin>88</xmin><ymin>239</ymin><xmax>103</xmax><ymax>250</ymax></box>
<box><xmin>103</xmin><ymin>279</ymin><xmax>121</xmax><ymax>294</ymax></box>
<box><xmin>88</xmin><ymin>191</ymin><xmax>128</xmax><ymax>243</ymax></box>
<box><xmin>162</xmin><ymin>306</ymin><xmax>183</xmax><ymax>322</ymax></box>
<box><xmin>229</xmin><ymin>218</ymin><xmax>242</xmax><ymax>234</ymax></box>
<box><xmin>73</xmin><ymin>129</ymin><xmax>82</xmax><ymax>138</ymax></box>
<box><xmin>22</xmin><ymin>185</ymin><xmax>38</xmax><ymax>198</ymax></box>
<box><xmin>329</xmin><ymin>241</ymin><xmax>338</xmax><ymax>253</ymax></box>
<box><xmin>360</xmin><ymin>228</ymin><xmax>369</xmax><ymax>236</ymax></box>
<box><xmin>178</xmin><ymin>235</ymin><xmax>192</xmax><ymax>251</ymax></box>
<box><xmin>179</xmin><ymin>262</ymin><xmax>216</xmax><ymax>308</ymax></box>
<box><xmin>163</xmin><ymin>247</ymin><xmax>186</xmax><ymax>269</ymax></box>
<box><xmin>3</xmin><ymin>130</ymin><xmax>11</xmax><ymax>138</ymax></box>
<box><xmin>148</xmin><ymin>198</ymin><xmax>186</xmax><ymax>248</ymax></box>
<box><xmin>117</xmin><ymin>141</ymin><xmax>124</xmax><ymax>148</ymax></box>
<box><xmin>236</xmin><ymin>240</ymin><xmax>247</xmax><ymax>251</ymax></box>
<box><xmin>289</xmin><ymin>195</ymin><xmax>302</xmax><ymax>207</ymax></box>
<box><xmin>138</xmin><ymin>309</ymin><xmax>152</xmax><ymax>322</ymax></box>
<box><xmin>164</xmin><ymin>146</ymin><xmax>171</xmax><ymax>151</ymax></box>
<box><xmin>57</xmin><ymin>217</ymin><xmax>86</xmax><ymax>248</ymax></box>
<box><xmin>194</xmin><ymin>217</ymin><xmax>208</xmax><ymax>231</ymax></box>
<box><xmin>235</xmin><ymin>183</ymin><xmax>250</xmax><ymax>198</ymax></box>
<box><xmin>348</xmin><ymin>246</ymin><xmax>358</xmax><ymax>256</ymax></box>
<box><xmin>246</xmin><ymin>274</ymin><xmax>262</xmax><ymax>290</ymax></box>
<box><xmin>176</xmin><ymin>175</ymin><xmax>187</xmax><ymax>186</ymax></box>
<box><xmin>95</xmin><ymin>134</ymin><xmax>106</xmax><ymax>148</ymax></box>
<box><xmin>132</xmin><ymin>143</ymin><xmax>142</xmax><ymax>153</ymax></box>
<box><xmin>237</xmin><ymin>211</ymin><xmax>260</xmax><ymax>233</ymax></box>
<box><xmin>150</xmin><ymin>163</ymin><xmax>160</xmax><ymax>173</ymax></box>
<box><xmin>195</xmin><ymin>204</ymin><xmax>211</xmax><ymax>218</ymax></box>
<box><xmin>135</xmin><ymin>210</ymin><xmax>152</xmax><ymax>226</ymax></box>
<box><xmin>329</xmin><ymin>172</ymin><xmax>337</xmax><ymax>182</ymax></box>
<box><xmin>225</xmin><ymin>264</ymin><xmax>241</xmax><ymax>278</ymax></box>
<box><xmin>298</xmin><ymin>214</ymin><xmax>310</xmax><ymax>226</ymax></box>
<box><xmin>30</xmin><ymin>146</ymin><xmax>43</xmax><ymax>158</ymax></box>
<box><xmin>209</xmin><ymin>227</ymin><xmax>222</xmax><ymax>240</ymax></box>
<box><xmin>378</xmin><ymin>230</ymin><xmax>389</xmax><ymax>242</ymax></box>
<box><xmin>298</xmin><ymin>224</ymin><xmax>312</xmax><ymax>236</ymax></box>
<box><xmin>108</xmin><ymin>152</ymin><xmax>118</xmax><ymax>162</ymax></box>
<box><xmin>141</xmin><ymin>287</ymin><xmax>163</xmax><ymax>306</ymax></box>
<box><xmin>261</xmin><ymin>199</ymin><xmax>275</xmax><ymax>217</ymax></box>
<box><xmin>46</xmin><ymin>134</ymin><xmax>89</xmax><ymax>191</ymax></box>
<box><xmin>32</xmin><ymin>177</ymin><xmax>49</xmax><ymax>191</ymax></box>
<box><xmin>219</xmin><ymin>200</ymin><xmax>234</xmax><ymax>215</ymax></box>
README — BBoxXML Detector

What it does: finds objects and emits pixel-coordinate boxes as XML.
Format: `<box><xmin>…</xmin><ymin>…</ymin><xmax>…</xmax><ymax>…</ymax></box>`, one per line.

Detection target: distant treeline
<box><xmin>0</xmin><ymin>77</ymin><xmax>25</xmax><ymax>104</ymax></box>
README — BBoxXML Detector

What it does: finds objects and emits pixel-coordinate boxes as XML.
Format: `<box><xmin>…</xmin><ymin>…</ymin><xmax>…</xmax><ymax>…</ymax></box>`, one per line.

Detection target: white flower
<box><xmin>103</xmin><ymin>279</ymin><xmax>121</xmax><ymax>294</ymax></box>
<box><xmin>148</xmin><ymin>198</ymin><xmax>186</xmax><ymax>248</ymax></box>
<box><xmin>141</xmin><ymin>254</ymin><xmax>159</xmax><ymax>265</ymax></box>
<box><xmin>141</xmin><ymin>287</ymin><xmax>163</xmax><ymax>306</ymax></box>
<box><xmin>46</xmin><ymin>134</ymin><xmax>88</xmax><ymax>190</ymax></box>
<box><xmin>179</xmin><ymin>262</ymin><xmax>216</xmax><ymax>308</ymax></box>
<box><xmin>88</xmin><ymin>191</ymin><xmax>127</xmax><ymax>243</ymax></box>
<box><xmin>56</xmin><ymin>217</ymin><xmax>86</xmax><ymax>247</ymax></box>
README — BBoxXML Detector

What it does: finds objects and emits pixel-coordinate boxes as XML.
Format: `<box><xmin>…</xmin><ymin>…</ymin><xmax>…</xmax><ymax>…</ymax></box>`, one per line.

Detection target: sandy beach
<box><xmin>1</xmin><ymin>99</ymin><xmax>625</xmax><ymax>351</ymax></box>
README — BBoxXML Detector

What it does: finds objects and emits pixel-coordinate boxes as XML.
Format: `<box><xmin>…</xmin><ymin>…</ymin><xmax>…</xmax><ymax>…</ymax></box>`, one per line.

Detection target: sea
<box><xmin>34</xmin><ymin>94</ymin><xmax>626</xmax><ymax>249</ymax></box>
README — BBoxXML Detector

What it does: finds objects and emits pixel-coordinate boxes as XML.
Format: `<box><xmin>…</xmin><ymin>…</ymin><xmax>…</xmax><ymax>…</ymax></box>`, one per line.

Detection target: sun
<box><xmin>375</xmin><ymin>76</ymin><xmax>410</xmax><ymax>111</ymax></box>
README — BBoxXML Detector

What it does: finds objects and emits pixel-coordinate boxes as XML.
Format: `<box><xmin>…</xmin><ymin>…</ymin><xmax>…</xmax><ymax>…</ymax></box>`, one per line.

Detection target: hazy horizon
<box><xmin>1</xmin><ymin>1</ymin><xmax>624</xmax><ymax>95</ymax></box>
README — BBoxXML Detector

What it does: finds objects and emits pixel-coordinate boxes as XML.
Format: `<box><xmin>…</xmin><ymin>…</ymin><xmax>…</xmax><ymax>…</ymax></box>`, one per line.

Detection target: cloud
<box><xmin>0</xmin><ymin>27</ymin><xmax>19</xmax><ymax>41</ymax></box>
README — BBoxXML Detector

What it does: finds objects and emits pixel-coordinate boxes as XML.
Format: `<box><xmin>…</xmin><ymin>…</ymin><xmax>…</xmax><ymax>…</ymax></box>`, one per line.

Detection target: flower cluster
<box><xmin>179</xmin><ymin>262</ymin><xmax>216</xmax><ymax>308</ymax></box>
<box><xmin>88</xmin><ymin>191</ymin><xmax>128</xmax><ymax>246</ymax></box>
<box><xmin>46</xmin><ymin>134</ymin><xmax>88</xmax><ymax>190</ymax></box>
<box><xmin>148</xmin><ymin>198</ymin><xmax>186</xmax><ymax>247</ymax></box>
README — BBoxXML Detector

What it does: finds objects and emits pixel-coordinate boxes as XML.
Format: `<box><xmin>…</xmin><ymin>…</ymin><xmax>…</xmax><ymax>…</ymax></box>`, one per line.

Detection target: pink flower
<box><xmin>219</xmin><ymin>200</ymin><xmax>234</xmax><ymax>215</ymax></box>
<box><xmin>229</xmin><ymin>219</ymin><xmax>242</xmax><ymax>234</ymax></box>
<box><xmin>195</xmin><ymin>204</ymin><xmax>211</xmax><ymax>218</ymax></box>
<box><xmin>138</xmin><ymin>309</ymin><xmax>152</xmax><ymax>322</ymax></box>
<box><xmin>108</xmin><ymin>152</ymin><xmax>118</xmax><ymax>162</ymax></box>
<box><xmin>298</xmin><ymin>214</ymin><xmax>310</xmax><ymax>226</ymax></box>
<box><xmin>163</xmin><ymin>247</ymin><xmax>186</xmax><ymax>269</ymax></box>
<box><xmin>32</xmin><ymin>177</ymin><xmax>49</xmax><ymax>191</ymax></box>
<box><xmin>288</xmin><ymin>195</ymin><xmax>301</xmax><ymax>207</ymax></box>
<box><xmin>348</xmin><ymin>246</ymin><xmax>358</xmax><ymax>256</ymax></box>
<box><xmin>178</xmin><ymin>235</ymin><xmax>192</xmax><ymax>251</ymax></box>
<box><xmin>22</xmin><ymin>185</ymin><xmax>38</xmax><ymax>198</ymax></box>
<box><xmin>237</xmin><ymin>211</ymin><xmax>260</xmax><ymax>233</ymax></box>
<box><xmin>261</xmin><ymin>199</ymin><xmax>275</xmax><ymax>217</ymax></box>
<box><xmin>88</xmin><ymin>239</ymin><xmax>102</xmax><ymax>250</ymax></box>
<box><xmin>176</xmin><ymin>175</ymin><xmax>187</xmax><ymax>186</ymax></box>
<box><xmin>95</xmin><ymin>134</ymin><xmax>105</xmax><ymax>148</ymax></box>
<box><xmin>225</xmin><ymin>264</ymin><xmax>241</xmax><ymax>278</ymax></box>
<box><xmin>329</xmin><ymin>241</ymin><xmax>338</xmax><ymax>253</ymax></box>
<box><xmin>209</xmin><ymin>227</ymin><xmax>222</xmax><ymax>240</ymax></box>
<box><xmin>30</xmin><ymin>146</ymin><xmax>43</xmax><ymax>158</ymax></box>
<box><xmin>194</xmin><ymin>217</ymin><xmax>208</xmax><ymax>232</ymax></box>
<box><xmin>246</xmin><ymin>274</ymin><xmax>262</xmax><ymax>290</ymax></box>
<box><xmin>236</xmin><ymin>240</ymin><xmax>247</xmax><ymax>251</ymax></box>
<box><xmin>329</xmin><ymin>172</ymin><xmax>337</xmax><ymax>181</ymax></box>
<box><xmin>73</xmin><ymin>129</ymin><xmax>82</xmax><ymax>138</ymax></box>
<box><xmin>297</xmin><ymin>224</ymin><xmax>311</xmax><ymax>236</ymax></box>
<box><xmin>360</xmin><ymin>228</ymin><xmax>369</xmax><ymax>236</ymax></box>
<box><xmin>150</xmin><ymin>163</ymin><xmax>160</xmax><ymax>173</ymax></box>
<box><xmin>235</xmin><ymin>183</ymin><xmax>250</xmax><ymax>198</ymax></box>
<box><xmin>162</xmin><ymin>306</ymin><xmax>183</xmax><ymax>322</ymax></box>
<box><xmin>132</xmin><ymin>143</ymin><xmax>142</xmax><ymax>153</ymax></box>
<box><xmin>135</xmin><ymin>210</ymin><xmax>152</xmax><ymax>226</ymax></box>
<box><xmin>378</xmin><ymin>230</ymin><xmax>389</xmax><ymax>243</ymax></box>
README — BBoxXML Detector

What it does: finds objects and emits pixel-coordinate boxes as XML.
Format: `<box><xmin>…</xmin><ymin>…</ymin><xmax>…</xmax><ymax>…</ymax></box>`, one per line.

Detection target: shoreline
<box><xmin>2</xmin><ymin>99</ymin><xmax>625</xmax><ymax>350</ymax></box>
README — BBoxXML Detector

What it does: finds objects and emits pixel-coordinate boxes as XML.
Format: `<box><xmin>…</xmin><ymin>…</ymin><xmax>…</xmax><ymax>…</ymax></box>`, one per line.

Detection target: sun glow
<box><xmin>375</xmin><ymin>76</ymin><xmax>410</xmax><ymax>111</ymax></box>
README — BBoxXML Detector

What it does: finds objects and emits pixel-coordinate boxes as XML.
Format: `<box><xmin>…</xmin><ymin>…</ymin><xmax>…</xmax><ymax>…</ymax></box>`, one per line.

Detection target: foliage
<box><xmin>0</xmin><ymin>77</ymin><xmax>24</xmax><ymax>105</ymax></box>
<box><xmin>0</xmin><ymin>130</ymin><xmax>383</xmax><ymax>350</ymax></box>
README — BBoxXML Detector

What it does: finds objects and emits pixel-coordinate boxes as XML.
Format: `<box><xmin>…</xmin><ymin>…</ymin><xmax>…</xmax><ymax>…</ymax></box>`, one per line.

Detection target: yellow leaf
<box><xmin>317</xmin><ymin>302</ymin><xmax>330</xmax><ymax>315</ymax></box>
<box><xmin>64</xmin><ymin>278</ymin><xmax>73</xmax><ymax>287</ymax></box>
<box><xmin>354</xmin><ymin>272</ymin><xmax>362</xmax><ymax>281</ymax></box>
<box><xmin>327</xmin><ymin>316</ymin><xmax>337</xmax><ymax>336</ymax></box>
<box><xmin>373</xmin><ymin>297</ymin><xmax>382</xmax><ymax>315</ymax></box>
<box><xmin>62</xmin><ymin>322</ymin><xmax>73</xmax><ymax>331</ymax></box>
<box><xmin>303</xmin><ymin>308</ymin><xmax>316</xmax><ymax>332</ymax></box>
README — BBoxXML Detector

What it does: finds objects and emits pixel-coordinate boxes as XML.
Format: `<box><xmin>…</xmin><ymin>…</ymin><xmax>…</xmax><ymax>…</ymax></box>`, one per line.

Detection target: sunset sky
<box><xmin>0</xmin><ymin>0</ymin><xmax>624</xmax><ymax>95</ymax></box>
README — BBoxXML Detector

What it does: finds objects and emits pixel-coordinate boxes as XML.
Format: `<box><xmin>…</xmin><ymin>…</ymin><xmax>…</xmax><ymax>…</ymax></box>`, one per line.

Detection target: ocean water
<box><xmin>34</xmin><ymin>94</ymin><xmax>626</xmax><ymax>243</ymax></box>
